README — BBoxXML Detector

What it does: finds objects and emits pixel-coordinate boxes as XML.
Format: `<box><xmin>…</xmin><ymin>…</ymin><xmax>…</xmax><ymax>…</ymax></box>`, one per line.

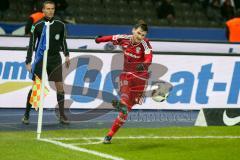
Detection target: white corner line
<box><xmin>112</xmin><ymin>136</ymin><xmax>240</xmax><ymax>139</ymax></box>
<box><xmin>48</xmin><ymin>135</ymin><xmax>240</xmax><ymax>141</ymax></box>
<box><xmin>39</xmin><ymin>138</ymin><xmax>124</xmax><ymax>160</ymax></box>
<box><xmin>70</xmin><ymin>141</ymin><xmax>103</xmax><ymax>146</ymax></box>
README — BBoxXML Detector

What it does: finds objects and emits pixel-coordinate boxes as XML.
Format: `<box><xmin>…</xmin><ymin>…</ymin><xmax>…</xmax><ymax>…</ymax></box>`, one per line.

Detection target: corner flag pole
<box><xmin>37</xmin><ymin>22</ymin><xmax>50</xmax><ymax>139</ymax></box>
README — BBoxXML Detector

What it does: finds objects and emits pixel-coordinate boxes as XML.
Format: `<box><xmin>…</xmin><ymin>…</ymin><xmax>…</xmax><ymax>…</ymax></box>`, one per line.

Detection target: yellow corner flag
<box><xmin>29</xmin><ymin>75</ymin><xmax>49</xmax><ymax>110</ymax></box>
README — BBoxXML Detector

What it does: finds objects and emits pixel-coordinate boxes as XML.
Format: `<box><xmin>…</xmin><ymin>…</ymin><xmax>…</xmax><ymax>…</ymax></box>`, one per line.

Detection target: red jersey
<box><xmin>96</xmin><ymin>34</ymin><xmax>153</xmax><ymax>73</ymax></box>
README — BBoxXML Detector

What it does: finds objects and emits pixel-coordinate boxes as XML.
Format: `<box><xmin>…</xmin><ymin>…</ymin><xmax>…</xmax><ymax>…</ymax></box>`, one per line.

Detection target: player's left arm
<box><xmin>136</xmin><ymin>40</ymin><xmax>153</xmax><ymax>71</ymax></box>
<box><xmin>61</xmin><ymin>23</ymin><xmax>70</xmax><ymax>68</ymax></box>
<box><xmin>143</xmin><ymin>41</ymin><xmax>153</xmax><ymax>67</ymax></box>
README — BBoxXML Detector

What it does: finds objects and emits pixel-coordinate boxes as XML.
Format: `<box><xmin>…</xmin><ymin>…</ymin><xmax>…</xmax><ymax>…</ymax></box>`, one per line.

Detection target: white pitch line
<box><xmin>39</xmin><ymin>138</ymin><xmax>124</xmax><ymax>160</ymax></box>
<box><xmin>70</xmin><ymin>141</ymin><xmax>103</xmax><ymax>146</ymax></box>
<box><xmin>49</xmin><ymin>137</ymin><xmax>102</xmax><ymax>140</ymax></box>
<box><xmin>111</xmin><ymin>136</ymin><xmax>240</xmax><ymax>139</ymax></box>
<box><xmin>48</xmin><ymin>135</ymin><xmax>240</xmax><ymax>141</ymax></box>
<box><xmin>69</xmin><ymin>137</ymin><xmax>103</xmax><ymax>145</ymax></box>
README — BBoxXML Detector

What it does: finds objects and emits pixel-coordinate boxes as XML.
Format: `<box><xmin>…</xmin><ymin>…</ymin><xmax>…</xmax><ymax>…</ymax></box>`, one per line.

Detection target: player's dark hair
<box><xmin>43</xmin><ymin>1</ymin><xmax>55</xmax><ymax>8</ymax></box>
<box><xmin>134</xmin><ymin>20</ymin><xmax>148</xmax><ymax>32</ymax></box>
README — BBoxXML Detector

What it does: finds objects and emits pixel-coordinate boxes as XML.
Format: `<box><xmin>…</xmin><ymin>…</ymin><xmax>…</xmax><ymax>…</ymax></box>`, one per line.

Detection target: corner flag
<box><xmin>32</xmin><ymin>24</ymin><xmax>47</xmax><ymax>73</ymax></box>
<box><xmin>29</xmin><ymin>75</ymin><xmax>49</xmax><ymax>110</ymax></box>
<box><xmin>29</xmin><ymin>23</ymin><xmax>49</xmax><ymax>110</ymax></box>
<box><xmin>34</xmin><ymin>22</ymin><xmax>50</xmax><ymax>139</ymax></box>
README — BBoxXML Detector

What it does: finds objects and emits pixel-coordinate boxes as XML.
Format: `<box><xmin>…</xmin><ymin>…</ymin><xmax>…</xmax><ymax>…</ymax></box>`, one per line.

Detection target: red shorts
<box><xmin>119</xmin><ymin>72</ymin><xmax>149</xmax><ymax>107</ymax></box>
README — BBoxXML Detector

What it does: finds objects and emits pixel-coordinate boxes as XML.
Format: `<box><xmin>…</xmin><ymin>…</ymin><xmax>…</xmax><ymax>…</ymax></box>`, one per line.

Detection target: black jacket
<box><xmin>26</xmin><ymin>17</ymin><xmax>69</xmax><ymax>64</ymax></box>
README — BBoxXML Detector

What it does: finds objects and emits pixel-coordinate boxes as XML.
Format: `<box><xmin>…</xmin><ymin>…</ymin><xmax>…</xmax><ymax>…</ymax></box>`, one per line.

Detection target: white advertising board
<box><xmin>1</xmin><ymin>50</ymin><xmax>240</xmax><ymax>109</ymax></box>
<box><xmin>0</xmin><ymin>36</ymin><xmax>239</xmax><ymax>53</ymax></box>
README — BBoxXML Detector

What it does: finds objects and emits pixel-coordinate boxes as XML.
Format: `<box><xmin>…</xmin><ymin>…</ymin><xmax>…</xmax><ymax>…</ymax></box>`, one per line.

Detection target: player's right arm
<box><xmin>95</xmin><ymin>34</ymin><xmax>127</xmax><ymax>45</ymax></box>
<box><xmin>25</xmin><ymin>24</ymin><xmax>37</xmax><ymax>72</ymax></box>
<box><xmin>95</xmin><ymin>35</ymin><xmax>113</xmax><ymax>43</ymax></box>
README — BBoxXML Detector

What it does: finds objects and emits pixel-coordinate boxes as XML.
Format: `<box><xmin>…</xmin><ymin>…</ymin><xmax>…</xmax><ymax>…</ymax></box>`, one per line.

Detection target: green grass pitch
<box><xmin>0</xmin><ymin>127</ymin><xmax>240</xmax><ymax>160</ymax></box>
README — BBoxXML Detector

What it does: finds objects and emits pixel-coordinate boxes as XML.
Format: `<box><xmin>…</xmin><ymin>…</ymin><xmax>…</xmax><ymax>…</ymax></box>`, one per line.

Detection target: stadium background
<box><xmin>0</xmin><ymin>0</ymin><xmax>240</xmax><ymax>127</ymax></box>
<box><xmin>0</xmin><ymin>1</ymin><xmax>240</xmax><ymax>160</ymax></box>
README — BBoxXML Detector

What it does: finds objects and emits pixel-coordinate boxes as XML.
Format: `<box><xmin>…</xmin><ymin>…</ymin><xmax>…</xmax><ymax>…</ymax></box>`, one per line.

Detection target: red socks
<box><xmin>107</xmin><ymin>112</ymin><xmax>128</xmax><ymax>137</ymax></box>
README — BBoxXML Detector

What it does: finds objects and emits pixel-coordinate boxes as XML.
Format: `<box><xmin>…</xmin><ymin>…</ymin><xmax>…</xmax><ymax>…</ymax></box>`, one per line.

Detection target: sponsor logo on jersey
<box><xmin>124</xmin><ymin>52</ymin><xmax>141</xmax><ymax>58</ymax></box>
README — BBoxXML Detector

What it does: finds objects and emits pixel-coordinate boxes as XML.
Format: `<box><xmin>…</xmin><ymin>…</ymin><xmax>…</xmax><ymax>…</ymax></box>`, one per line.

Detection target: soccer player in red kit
<box><xmin>95</xmin><ymin>20</ymin><xmax>152</xmax><ymax>144</ymax></box>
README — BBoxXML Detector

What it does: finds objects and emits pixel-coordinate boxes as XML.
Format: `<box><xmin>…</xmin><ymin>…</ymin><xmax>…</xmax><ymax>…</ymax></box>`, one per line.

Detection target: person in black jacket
<box><xmin>22</xmin><ymin>1</ymin><xmax>70</xmax><ymax>124</ymax></box>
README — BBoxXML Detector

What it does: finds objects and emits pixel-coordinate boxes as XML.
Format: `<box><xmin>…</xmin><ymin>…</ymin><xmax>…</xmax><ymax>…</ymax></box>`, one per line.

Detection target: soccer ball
<box><xmin>151</xmin><ymin>81</ymin><xmax>172</xmax><ymax>102</ymax></box>
<box><xmin>152</xmin><ymin>90</ymin><xmax>169</xmax><ymax>102</ymax></box>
